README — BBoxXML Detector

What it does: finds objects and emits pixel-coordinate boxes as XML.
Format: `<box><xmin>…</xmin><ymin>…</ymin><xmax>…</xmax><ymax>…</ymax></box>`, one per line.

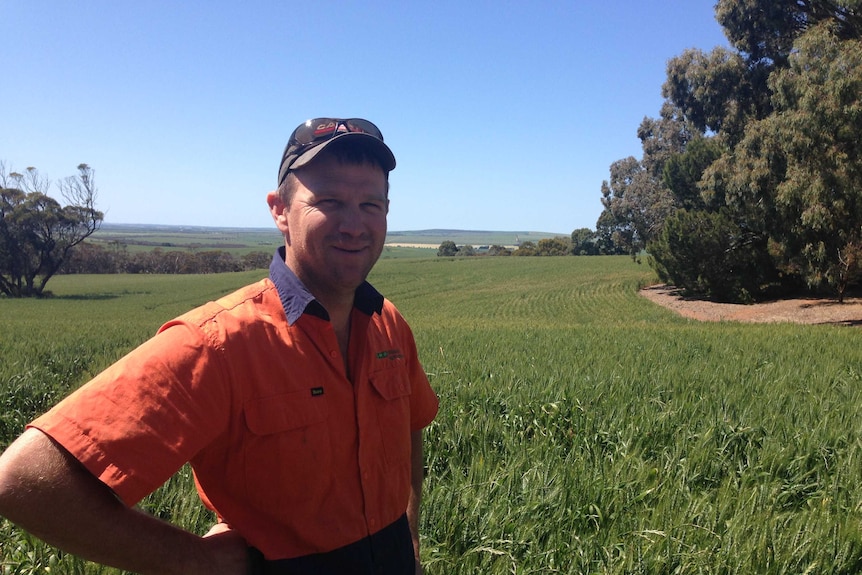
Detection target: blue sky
<box><xmin>2</xmin><ymin>1</ymin><xmax>729</xmax><ymax>234</ymax></box>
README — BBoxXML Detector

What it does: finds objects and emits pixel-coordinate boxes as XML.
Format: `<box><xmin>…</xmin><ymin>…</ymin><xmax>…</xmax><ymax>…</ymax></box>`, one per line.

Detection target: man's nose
<box><xmin>338</xmin><ymin>204</ymin><xmax>364</xmax><ymax>235</ymax></box>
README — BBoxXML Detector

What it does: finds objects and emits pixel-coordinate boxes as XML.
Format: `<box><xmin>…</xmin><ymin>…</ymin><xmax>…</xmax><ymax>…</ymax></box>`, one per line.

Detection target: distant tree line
<box><xmin>437</xmin><ymin>230</ymin><xmax>627</xmax><ymax>258</ymax></box>
<box><xmin>60</xmin><ymin>242</ymin><xmax>271</xmax><ymax>275</ymax></box>
<box><xmin>595</xmin><ymin>0</ymin><xmax>862</xmax><ymax>302</ymax></box>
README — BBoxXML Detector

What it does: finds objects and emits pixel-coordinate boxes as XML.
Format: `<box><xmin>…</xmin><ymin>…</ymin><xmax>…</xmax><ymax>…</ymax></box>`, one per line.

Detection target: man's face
<box><xmin>274</xmin><ymin>153</ymin><xmax>389</xmax><ymax>302</ymax></box>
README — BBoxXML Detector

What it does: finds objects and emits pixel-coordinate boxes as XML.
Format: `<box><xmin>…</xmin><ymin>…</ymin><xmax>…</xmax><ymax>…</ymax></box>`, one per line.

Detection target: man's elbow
<box><xmin>0</xmin><ymin>431</ymin><xmax>34</xmax><ymax>517</ymax></box>
<box><xmin>0</xmin><ymin>428</ymin><xmax>61</xmax><ymax>519</ymax></box>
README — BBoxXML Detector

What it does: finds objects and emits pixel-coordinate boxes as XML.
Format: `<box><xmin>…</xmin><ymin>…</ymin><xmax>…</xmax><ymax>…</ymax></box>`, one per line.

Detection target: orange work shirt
<box><xmin>30</xmin><ymin>253</ymin><xmax>438</xmax><ymax>561</ymax></box>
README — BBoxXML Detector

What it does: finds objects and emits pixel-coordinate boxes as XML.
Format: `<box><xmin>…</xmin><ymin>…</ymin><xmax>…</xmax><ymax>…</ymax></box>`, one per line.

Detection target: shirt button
<box><xmin>330</xmin><ymin>350</ymin><xmax>338</xmax><ymax>359</ymax></box>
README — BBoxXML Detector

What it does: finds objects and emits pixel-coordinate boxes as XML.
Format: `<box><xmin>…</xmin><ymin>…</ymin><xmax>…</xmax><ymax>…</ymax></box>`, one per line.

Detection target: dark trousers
<box><xmin>248</xmin><ymin>514</ymin><xmax>414</xmax><ymax>575</ymax></box>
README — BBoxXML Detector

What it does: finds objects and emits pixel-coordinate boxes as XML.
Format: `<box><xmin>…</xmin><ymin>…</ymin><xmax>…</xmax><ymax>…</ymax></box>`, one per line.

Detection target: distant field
<box><xmin>91</xmin><ymin>223</ymin><xmax>566</xmax><ymax>256</ymax></box>
<box><xmin>2</xmin><ymin>257</ymin><xmax>861</xmax><ymax>574</ymax></box>
<box><xmin>90</xmin><ymin>223</ymin><xmax>282</xmax><ymax>256</ymax></box>
<box><xmin>385</xmin><ymin>229</ymin><xmax>566</xmax><ymax>247</ymax></box>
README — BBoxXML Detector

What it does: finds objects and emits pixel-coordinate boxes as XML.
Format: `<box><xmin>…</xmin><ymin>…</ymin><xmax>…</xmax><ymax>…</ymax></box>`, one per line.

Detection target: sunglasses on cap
<box><xmin>292</xmin><ymin>118</ymin><xmax>383</xmax><ymax>146</ymax></box>
<box><xmin>278</xmin><ymin>118</ymin><xmax>394</xmax><ymax>185</ymax></box>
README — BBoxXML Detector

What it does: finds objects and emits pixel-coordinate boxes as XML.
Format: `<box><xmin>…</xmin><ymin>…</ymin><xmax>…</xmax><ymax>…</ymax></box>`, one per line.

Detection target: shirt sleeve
<box><xmin>29</xmin><ymin>321</ymin><xmax>232</xmax><ymax>506</ymax></box>
<box><xmin>397</xmin><ymin>314</ymin><xmax>438</xmax><ymax>431</ymax></box>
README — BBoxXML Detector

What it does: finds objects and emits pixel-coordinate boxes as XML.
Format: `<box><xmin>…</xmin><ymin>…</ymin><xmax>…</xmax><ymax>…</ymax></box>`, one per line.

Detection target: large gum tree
<box><xmin>0</xmin><ymin>163</ymin><xmax>103</xmax><ymax>297</ymax></box>
<box><xmin>610</xmin><ymin>0</ymin><xmax>862</xmax><ymax>301</ymax></box>
<box><xmin>725</xmin><ymin>23</ymin><xmax>862</xmax><ymax>301</ymax></box>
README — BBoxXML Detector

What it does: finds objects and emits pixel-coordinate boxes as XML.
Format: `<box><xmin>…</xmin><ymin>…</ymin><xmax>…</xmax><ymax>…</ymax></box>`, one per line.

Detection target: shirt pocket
<box><xmin>369</xmin><ymin>369</ymin><xmax>412</xmax><ymax>466</ymax></box>
<box><xmin>242</xmin><ymin>390</ymin><xmax>331</xmax><ymax>515</ymax></box>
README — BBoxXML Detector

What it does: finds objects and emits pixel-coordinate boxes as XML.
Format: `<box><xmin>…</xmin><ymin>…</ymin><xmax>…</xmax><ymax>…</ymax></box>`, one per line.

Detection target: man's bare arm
<box><xmin>0</xmin><ymin>428</ymin><xmax>248</xmax><ymax>575</ymax></box>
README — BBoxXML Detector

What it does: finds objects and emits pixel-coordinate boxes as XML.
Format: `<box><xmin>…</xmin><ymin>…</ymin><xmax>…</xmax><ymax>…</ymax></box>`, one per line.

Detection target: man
<box><xmin>0</xmin><ymin>118</ymin><xmax>439</xmax><ymax>574</ymax></box>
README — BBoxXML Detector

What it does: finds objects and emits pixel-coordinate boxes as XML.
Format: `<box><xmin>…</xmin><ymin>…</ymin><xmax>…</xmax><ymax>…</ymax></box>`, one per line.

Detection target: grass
<box><xmin>2</xmin><ymin>257</ymin><xmax>862</xmax><ymax>573</ymax></box>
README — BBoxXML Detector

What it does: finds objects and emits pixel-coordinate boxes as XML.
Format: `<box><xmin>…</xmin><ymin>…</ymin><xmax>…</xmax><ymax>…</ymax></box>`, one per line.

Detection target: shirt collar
<box><xmin>269</xmin><ymin>247</ymin><xmax>384</xmax><ymax>325</ymax></box>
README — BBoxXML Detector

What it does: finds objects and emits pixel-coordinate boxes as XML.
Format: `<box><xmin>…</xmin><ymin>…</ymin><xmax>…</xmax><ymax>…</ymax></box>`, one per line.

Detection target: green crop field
<box><xmin>2</xmin><ymin>257</ymin><xmax>861</xmax><ymax>574</ymax></box>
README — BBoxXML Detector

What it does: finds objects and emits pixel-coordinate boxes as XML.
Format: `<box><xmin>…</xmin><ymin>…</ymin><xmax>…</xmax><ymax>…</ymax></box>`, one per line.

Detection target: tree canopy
<box><xmin>0</xmin><ymin>163</ymin><xmax>103</xmax><ymax>297</ymax></box>
<box><xmin>597</xmin><ymin>0</ymin><xmax>862</xmax><ymax>301</ymax></box>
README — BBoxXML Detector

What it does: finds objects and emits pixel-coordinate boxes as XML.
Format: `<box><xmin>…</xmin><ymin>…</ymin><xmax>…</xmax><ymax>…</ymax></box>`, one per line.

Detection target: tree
<box><xmin>62</xmin><ymin>242</ymin><xmax>120</xmax><ymax>274</ymax></box>
<box><xmin>649</xmin><ymin>208</ymin><xmax>779</xmax><ymax>302</ymax></box>
<box><xmin>513</xmin><ymin>241</ymin><xmax>536</xmax><ymax>256</ymax></box>
<box><xmin>633</xmin><ymin>1</ymin><xmax>862</xmax><ymax>302</ymax></box>
<box><xmin>662</xmin><ymin>136</ymin><xmax>726</xmax><ymax>211</ymax></box>
<box><xmin>593</xmin><ymin>211</ymin><xmax>627</xmax><ymax>255</ymax></box>
<box><xmin>716</xmin><ymin>0</ymin><xmax>862</xmax><ymax>66</ymax></box>
<box><xmin>663</xmin><ymin>48</ymin><xmax>758</xmax><ymax>145</ymax></box>
<box><xmin>637</xmin><ymin>103</ymin><xmax>695</xmax><ymax>178</ymax></box>
<box><xmin>599</xmin><ymin>156</ymin><xmax>674</xmax><ymax>259</ymax></box>
<box><xmin>535</xmin><ymin>237</ymin><xmax>570</xmax><ymax>256</ymax></box>
<box><xmin>0</xmin><ymin>164</ymin><xmax>103</xmax><ymax>297</ymax></box>
<box><xmin>596</xmin><ymin>102</ymin><xmax>689</xmax><ymax>260</ymax></box>
<box><xmin>713</xmin><ymin>23</ymin><xmax>862</xmax><ymax>301</ymax></box>
<box><xmin>570</xmin><ymin>228</ymin><xmax>598</xmax><ymax>255</ymax></box>
<box><xmin>459</xmin><ymin>244</ymin><xmax>476</xmax><ymax>257</ymax></box>
<box><xmin>437</xmin><ymin>241</ymin><xmax>458</xmax><ymax>257</ymax></box>
<box><xmin>241</xmin><ymin>251</ymin><xmax>272</xmax><ymax>270</ymax></box>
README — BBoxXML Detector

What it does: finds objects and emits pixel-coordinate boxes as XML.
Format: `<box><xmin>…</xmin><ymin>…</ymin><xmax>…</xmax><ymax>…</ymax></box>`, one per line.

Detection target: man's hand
<box><xmin>194</xmin><ymin>522</ymin><xmax>251</xmax><ymax>575</ymax></box>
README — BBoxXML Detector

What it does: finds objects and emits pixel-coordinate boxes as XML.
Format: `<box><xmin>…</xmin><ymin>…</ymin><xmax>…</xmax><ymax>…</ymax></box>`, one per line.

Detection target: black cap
<box><xmin>278</xmin><ymin>118</ymin><xmax>396</xmax><ymax>186</ymax></box>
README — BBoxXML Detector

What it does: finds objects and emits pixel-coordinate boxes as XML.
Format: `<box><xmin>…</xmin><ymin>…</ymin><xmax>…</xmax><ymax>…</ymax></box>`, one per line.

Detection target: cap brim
<box><xmin>291</xmin><ymin>132</ymin><xmax>396</xmax><ymax>172</ymax></box>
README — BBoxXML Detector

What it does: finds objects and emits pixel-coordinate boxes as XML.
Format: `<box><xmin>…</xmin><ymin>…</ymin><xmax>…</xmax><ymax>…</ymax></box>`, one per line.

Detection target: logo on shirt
<box><xmin>376</xmin><ymin>349</ymin><xmax>404</xmax><ymax>361</ymax></box>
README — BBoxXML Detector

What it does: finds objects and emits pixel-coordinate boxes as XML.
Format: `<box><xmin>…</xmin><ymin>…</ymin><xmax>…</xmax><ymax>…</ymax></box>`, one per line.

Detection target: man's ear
<box><xmin>266</xmin><ymin>191</ymin><xmax>289</xmax><ymax>235</ymax></box>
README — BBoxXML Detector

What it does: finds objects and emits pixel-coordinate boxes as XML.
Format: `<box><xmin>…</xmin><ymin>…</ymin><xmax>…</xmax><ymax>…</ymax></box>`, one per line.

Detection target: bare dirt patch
<box><xmin>384</xmin><ymin>243</ymin><xmax>438</xmax><ymax>248</ymax></box>
<box><xmin>640</xmin><ymin>284</ymin><xmax>862</xmax><ymax>326</ymax></box>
